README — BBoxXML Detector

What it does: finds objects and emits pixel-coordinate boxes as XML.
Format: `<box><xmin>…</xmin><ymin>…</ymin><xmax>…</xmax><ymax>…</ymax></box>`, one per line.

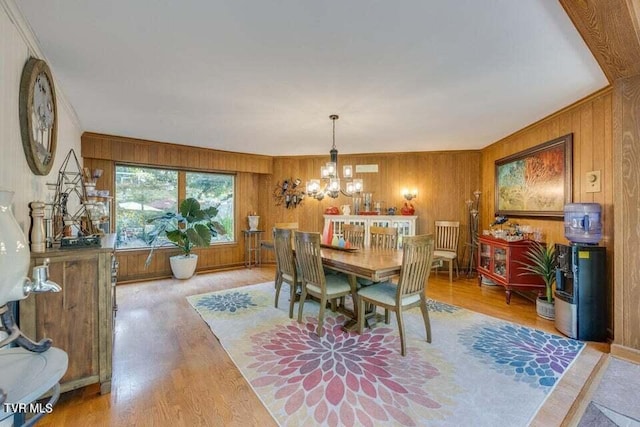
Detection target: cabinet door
<box><xmin>392</xmin><ymin>219</ymin><xmax>413</xmax><ymax>249</ymax></box>
<box><xmin>25</xmin><ymin>256</ymin><xmax>100</xmax><ymax>385</ymax></box>
<box><xmin>329</xmin><ymin>218</ymin><xmax>346</xmax><ymax>240</ymax></box>
<box><xmin>492</xmin><ymin>246</ymin><xmax>507</xmax><ymax>278</ymax></box>
<box><xmin>371</xmin><ymin>219</ymin><xmax>392</xmax><ymax>228</ymax></box>
<box><xmin>479</xmin><ymin>242</ymin><xmax>492</xmax><ymax>271</ymax></box>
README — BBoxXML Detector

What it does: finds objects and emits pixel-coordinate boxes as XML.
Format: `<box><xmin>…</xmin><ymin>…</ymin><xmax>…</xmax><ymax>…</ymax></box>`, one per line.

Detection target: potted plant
<box><xmin>145</xmin><ymin>198</ymin><xmax>224</xmax><ymax>279</ymax></box>
<box><xmin>518</xmin><ymin>241</ymin><xmax>557</xmax><ymax>320</ymax></box>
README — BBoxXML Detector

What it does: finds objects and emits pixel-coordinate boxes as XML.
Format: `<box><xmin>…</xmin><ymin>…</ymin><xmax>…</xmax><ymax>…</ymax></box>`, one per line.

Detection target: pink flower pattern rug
<box><xmin>188</xmin><ymin>282</ymin><xmax>583</xmax><ymax>426</ymax></box>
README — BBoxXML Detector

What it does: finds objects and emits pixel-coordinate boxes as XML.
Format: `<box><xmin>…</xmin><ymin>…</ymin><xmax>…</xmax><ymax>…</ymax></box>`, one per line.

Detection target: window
<box><xmin>115</xmin><ymin>165</ymin><xmax>234</xmax><ymax>249</ymax></box>
<box><xmin>186</xmin><ymin>172</ymin><xmax>234</xmax><ymax>242</ymax></box>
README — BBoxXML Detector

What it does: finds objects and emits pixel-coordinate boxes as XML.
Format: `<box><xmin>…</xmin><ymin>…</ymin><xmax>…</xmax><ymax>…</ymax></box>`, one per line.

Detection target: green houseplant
<box><xmin>518</xmin><ymin>241</ymin><xmax>557</xmax><ymax>319</ymax></box>
<box><xmin>145</xmin><ymin>198</ymin><xmax>224</xmax><ymax>279</ymax></box>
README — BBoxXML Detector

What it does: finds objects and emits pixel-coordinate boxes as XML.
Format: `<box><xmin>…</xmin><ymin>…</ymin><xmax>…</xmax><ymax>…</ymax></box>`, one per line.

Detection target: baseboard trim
<box><xmin>529</xmin><ymin>345</ymin><xmax>607</xmax><ymax>427</ymax></box>
<box><xmin>610</xmin><ymin>344</ymin><xmax>640</xmax><ymax>364</ymax></box>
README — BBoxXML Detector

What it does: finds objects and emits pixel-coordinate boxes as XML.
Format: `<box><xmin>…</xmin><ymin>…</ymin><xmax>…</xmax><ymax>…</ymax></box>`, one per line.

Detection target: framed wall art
<box><xmin>495</xmin><ymin>133</ymin><xmax>572</xmax><ymax>218</ymax></box>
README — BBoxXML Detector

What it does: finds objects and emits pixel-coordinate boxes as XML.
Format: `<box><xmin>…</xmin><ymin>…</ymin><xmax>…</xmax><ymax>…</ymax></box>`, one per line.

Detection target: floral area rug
<box><xmin>187</xmin><ymin>282</ymin><xmax>584</xmax><ymax>427</ymax></box>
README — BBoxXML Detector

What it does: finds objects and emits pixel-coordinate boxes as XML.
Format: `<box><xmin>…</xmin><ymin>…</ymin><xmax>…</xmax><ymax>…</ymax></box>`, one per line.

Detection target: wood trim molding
<box><xmin>559</xmin><ymin>0</ymin><xmax>640</xmax><ymax>81</ymax></box>
<box><xmin>81</xmin><ymin>132</ymin><xmax>273</xmax><ymax>174</ymax></box>
<box><xmin>610</xmin><ymin>343</ymin><xmax>640</xmax><ymax>364</ymax></box>
<box><xmin>483</xmin><ymin>86</ymin><xmax>612</xmax><ymax>151</ymax></box>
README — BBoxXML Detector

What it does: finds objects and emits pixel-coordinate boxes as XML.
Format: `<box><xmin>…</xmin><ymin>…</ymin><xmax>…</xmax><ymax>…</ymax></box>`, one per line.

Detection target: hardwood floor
<box><xmin>37</xmin><ymin>266</ymin><xmax>607</xmax><ymax>426</ymax></box>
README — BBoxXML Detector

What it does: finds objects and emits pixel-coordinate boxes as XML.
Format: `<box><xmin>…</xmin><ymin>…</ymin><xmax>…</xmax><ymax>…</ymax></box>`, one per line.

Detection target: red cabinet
<box><xmin>477</xmin><ymin>235</ymin><xmax>545</xmax><ymax>304</ymax></box>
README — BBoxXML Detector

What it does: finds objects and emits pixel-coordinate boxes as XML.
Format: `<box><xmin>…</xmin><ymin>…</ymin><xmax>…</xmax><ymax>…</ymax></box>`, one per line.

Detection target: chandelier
<box><xmin>306</xmin><ymin>115</ymin><xmax>363</xmax><ymax>200</ymax></box>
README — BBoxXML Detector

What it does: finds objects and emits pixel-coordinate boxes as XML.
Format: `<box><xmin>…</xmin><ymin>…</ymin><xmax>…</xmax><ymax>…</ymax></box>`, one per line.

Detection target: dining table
<box><xmin>262</xmin><ymin>240</ymin><xmax>442</xmax><ymax>331</ymax></box>
<box><xmin>319</xmin><ymin>244</ymin><xmax>443</xmax><ymax>331</ymax></box>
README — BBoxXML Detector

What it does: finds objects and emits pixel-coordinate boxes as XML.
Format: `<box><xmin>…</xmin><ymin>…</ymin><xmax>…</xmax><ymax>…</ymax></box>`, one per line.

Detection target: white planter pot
<box><xmin>536</xmin><ymin>297</ymin><xmax>555</xmax><ymax>320</ymax></box>
<box><xmin>169</xmin><ymin>254</ymin><xmax>198</xmax><ymax>279</ymax></box>
<box><xmin>248</xmin><ymin>215</ymin><xmax>260</xmax><ymax>231</ymax></box>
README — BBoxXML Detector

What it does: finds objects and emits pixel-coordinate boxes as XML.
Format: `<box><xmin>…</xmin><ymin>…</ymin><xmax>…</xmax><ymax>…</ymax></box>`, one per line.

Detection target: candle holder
<box><xmin>463</xmin><ymin>190</ymin><xmax>481</xmax><ymax>277</ymax></box>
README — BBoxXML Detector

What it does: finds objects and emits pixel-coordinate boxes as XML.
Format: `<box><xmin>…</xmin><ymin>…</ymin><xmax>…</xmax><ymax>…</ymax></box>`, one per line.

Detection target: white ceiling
<box><xmin>18</xmin><ymin>0</ymin><xmax>607</xmax><ymax>156</ymax></box>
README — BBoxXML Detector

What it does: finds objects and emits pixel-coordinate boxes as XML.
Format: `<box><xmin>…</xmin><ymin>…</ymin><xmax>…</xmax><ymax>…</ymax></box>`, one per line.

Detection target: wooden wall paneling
<box><xmin>559</xmin><ymin>0</ymin><xmax>640</xmax><ymax>81</ymax></box>
<box><xmin>614</xmin><ymin>75</ymin><xmax>640</xmax><ymax>350</ymax></box>
<box><xmin>481</xmin><ymin>88</ymin><xmax>614</xmax><ymax>336</ymax></box>
<box><xmin>580</xmin><ymin>103</ymin><xmax>595</xmax><ymax>200</ymax></box>
<box><xmin>81</xmin><ymin>132</ymin><xmax>273</xmax><ymax>174</ymax></box>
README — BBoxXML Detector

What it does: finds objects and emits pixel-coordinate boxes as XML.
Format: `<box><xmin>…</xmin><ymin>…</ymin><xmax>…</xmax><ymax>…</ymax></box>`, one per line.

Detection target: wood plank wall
<box><xmin>613</xmin><ymin>75</ymin><xmax>640</xmax><ymax>354</ymax></box>
<box><xmin>82</xmin><ymin>132</ymin><xmax>273</xmax><ymax>174</ymax></box>
<box><xmin>561</xmin><ymin>0</ymin><xmax>640</xmax><ymax>365</ymax></box>
<box><xmin>83</xmin><ymin>133</ymin><xmax>481</xmax><ymax>281</ymax></box>
<box><xmin>258</xmin><ymin>151</ymin><xmax>482</xmax><ymax>266</ymax></box>
<box><xmin>82</xmin><ymin>133</ymin><xmax>269</xmax><ymax>282</ymax></box>
<box><xmin>481</xmin><ymin>87</ymin><xmax>614</xmax><ymax>334</ymax></box>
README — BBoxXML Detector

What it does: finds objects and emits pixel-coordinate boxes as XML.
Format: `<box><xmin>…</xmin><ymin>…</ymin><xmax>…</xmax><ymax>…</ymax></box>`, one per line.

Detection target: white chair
<box><xmin>357</xmin><ymin>234</ymin><xmax>435</xmax><ymax>356</ymax></box>
<box><xmin>434</xmin><ymin>221</ymin><xmax>460</xmax><ymax>282</ymax></box>
<box><xmin>294</xmin><ymin>231</ymin><xmax>357</xmax><ymax>336</ymax></box>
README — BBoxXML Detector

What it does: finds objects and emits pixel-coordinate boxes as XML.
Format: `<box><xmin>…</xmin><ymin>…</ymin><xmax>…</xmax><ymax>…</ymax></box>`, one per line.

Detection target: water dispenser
<box><xmin>564</xmin><ymin>203</ymin><xmax>602</xmax><ymax>244</ymax></box>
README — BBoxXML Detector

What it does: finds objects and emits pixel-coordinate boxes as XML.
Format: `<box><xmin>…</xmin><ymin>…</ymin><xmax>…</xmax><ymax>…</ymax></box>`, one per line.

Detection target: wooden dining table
<box><xmin>320</xmin><ymin>245</ymin><xmax>444</xmax><ymax>330</ymax></box>
<box><xmin>320</xmin><ymin>244</ymin><xmax>405</xmax><ymax>283</ymax></box>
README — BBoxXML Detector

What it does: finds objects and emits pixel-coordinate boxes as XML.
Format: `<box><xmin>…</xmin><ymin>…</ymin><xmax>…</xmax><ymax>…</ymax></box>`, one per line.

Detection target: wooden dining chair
<box><xmin>274</xmin><ymin>222</ymin><xmax>299</xmax><ymax>229</ymax></box>
<box><xmin>343</xmin><ymin>223</ymin><xmax>365</xmax><ymax>249</ymax></box>
<box><xmin>434</xmin><ymin>220</ymin><xmax>460</xmax><ymax>282</ymax></box>
<box><xmin>357</xmin><ymin>234</ymin><xmax>435</xmax><ymax>356</ymax></box>
<box><xmin>369</xmin><ymin>226</ymin><xmax>399</xmax><ymax>249</ymax></box>
<box><xmin>273</xmin><ymin>227</ymin><xmax>301</xmax><ymax>318</ymax></box>
<box><xmin>294</xmin><ymin>231</ymin><xmax>357</xmax><ymax>336</ymax></box>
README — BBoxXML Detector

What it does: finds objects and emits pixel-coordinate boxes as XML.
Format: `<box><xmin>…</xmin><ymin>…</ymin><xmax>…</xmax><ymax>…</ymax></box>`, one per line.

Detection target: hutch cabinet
<box><xmin>477</xmin><ymin>235</ymin><xmax>545</xmax><ymax>304</ymax></box>
<box><xmin>323</xmin><ymin>215</ymin><xmax>417</xmax><ymax>249</ymax></box>
<box><xmin>20</xmin><ymin>235</ymin><xmax>117</xmax><ymax>394</ymax></box>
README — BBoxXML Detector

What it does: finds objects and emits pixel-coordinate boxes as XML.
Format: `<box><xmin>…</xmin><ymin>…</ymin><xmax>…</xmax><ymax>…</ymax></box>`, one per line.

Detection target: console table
<box><xmin>477</xmin><ymin>235</ymin><xmax>545</xmax><ymax>304</ymax></box>
<box><xmin>20</xmin><ymin>234</ymin><xmax>116</xmax><ymax>394</ymax></box>
<box><xmin>323</xmin><ymin>215</ymin><xmax>417</xmax><ymax>249</ymax></box>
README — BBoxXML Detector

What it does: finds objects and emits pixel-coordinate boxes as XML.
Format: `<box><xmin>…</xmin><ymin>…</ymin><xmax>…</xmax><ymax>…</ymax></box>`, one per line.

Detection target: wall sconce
<box><xmin>402</xmin><ymin>188</ymin><xmax>418</xmax><ymax>201</ymax></box>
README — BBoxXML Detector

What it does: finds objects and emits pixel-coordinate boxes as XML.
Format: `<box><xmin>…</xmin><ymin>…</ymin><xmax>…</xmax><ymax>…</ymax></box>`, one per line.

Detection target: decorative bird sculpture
<box><xmin>491</xmin><ymin>215</ymin><xmax>508</xmax><ymax>227</ymax></box>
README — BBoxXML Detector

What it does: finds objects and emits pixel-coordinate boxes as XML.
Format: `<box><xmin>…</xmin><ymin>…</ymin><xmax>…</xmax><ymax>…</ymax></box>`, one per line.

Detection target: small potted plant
<box><xmin>518</xmin><ymin>241</ymin><xmax>557</xmax><ymax>320</ymax></box>
<box><xmin>145</xmin><ymin>198</ymin><xmax>224</xmax><ymax>279</ymax></box>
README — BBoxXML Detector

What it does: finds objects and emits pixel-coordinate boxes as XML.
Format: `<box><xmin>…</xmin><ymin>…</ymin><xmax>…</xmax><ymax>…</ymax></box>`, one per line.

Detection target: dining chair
<box><xmin>343</xmin><ymin>223</ymin><xmax>365</xmax><ymax>249</ymax></box>
<box><xmin>357</xmin><ymin>234</ymin><xmax>435</xmax><ymax>356</ymax></box>
<box><xmin>294</xmin><ymin>231</ymin><xmax>357</xmax><ymax>336</ymax></box>
<box><xmin>273</xmin><ymin>227</ymin><xmax>301</xmax><ymax>318</ymax></box>
<box><xmin>355</xmin><ymin>226</ymin><xmax>399</xmax><ymax>288</ymax></box>
<box><xmin>434</xmin><ymin>220</ymin><xmax>460</xmax><ymax>282</ymax></box>
<box><xmin>369</xmin><ymin>226</ymin><xmax>399</xmax><ymax>249</ymax></box>
<box><xmin>274</xmin><ymin>222</ymin><xmax>299</xmax><ymax>229</ymax></box>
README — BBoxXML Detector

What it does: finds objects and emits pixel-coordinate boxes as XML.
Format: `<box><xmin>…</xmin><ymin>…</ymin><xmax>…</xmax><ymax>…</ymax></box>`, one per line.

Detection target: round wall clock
<box><xmin>19</xmin><ymin>57</ymin><xmax>58</xmax><ymax>175</ymax></box>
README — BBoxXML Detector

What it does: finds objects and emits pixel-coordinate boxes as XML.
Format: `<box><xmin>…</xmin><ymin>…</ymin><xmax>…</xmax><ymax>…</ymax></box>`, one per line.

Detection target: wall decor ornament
<box><xmin>495</xmin><ymin>133</ymin><xmax>572</xmax><ymax>218</ymax></box>
<box><xmin>273</xmin><ymin>178</ymin><xmax>305</xmax><ymax>209</ymax></box>
<box><xmin>19</xmin><ymin>57</ymin><xmax>58</xmax><ymax>175</ymax></box>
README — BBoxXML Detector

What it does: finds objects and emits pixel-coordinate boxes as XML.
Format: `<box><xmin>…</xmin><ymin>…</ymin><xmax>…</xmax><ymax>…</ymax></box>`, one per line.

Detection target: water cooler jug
<box><xmin>555</xmin><ymin>203</ymin><xmax>607</xmax><ymax>341</ymax></box>
<box><xmin>555</xmin><ymin>244</ymin><xmax>607</xmax><ymax>341</ymax></box>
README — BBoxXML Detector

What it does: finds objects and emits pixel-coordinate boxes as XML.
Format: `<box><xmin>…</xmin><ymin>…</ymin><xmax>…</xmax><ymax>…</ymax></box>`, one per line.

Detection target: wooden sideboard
<box><xmin>323</xmin><ymin>215</ymin><xmax>417</xmax><ymax>249</ymax></box>
<box><xmin>20</xmin><ymin>234</ymin><xmax>117</xmax><ymax>394</ymax></box>
<box><xmin>477</xmin><ymin>235</ymin><xmax>545</xmax><ymax>304</ymax></box>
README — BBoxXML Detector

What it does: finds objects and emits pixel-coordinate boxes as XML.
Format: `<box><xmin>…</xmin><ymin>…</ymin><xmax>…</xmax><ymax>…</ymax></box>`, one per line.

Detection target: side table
<box><xmin>242</xmin><ymin>230</ymin><xmax>264</xmax><ymax>268</ymax></box>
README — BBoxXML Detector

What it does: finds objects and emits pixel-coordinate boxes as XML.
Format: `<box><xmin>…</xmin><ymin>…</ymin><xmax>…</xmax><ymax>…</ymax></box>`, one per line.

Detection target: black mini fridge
<box><xmin>554</xmin><ymin>244</ymin><xmax>607</xmax><ymax>341</ymax></box>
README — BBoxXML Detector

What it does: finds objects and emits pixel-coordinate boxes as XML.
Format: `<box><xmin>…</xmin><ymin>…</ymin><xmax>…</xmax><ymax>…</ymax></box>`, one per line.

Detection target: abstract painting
<box><xmin>495</xmin><ymin>134</ymin><xmax>572</xmax><ymax>218</ymax></box>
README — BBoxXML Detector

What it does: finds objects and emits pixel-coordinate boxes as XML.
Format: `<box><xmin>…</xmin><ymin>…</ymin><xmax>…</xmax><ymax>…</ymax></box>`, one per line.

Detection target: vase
<box><xmin>0</xmin><ymin>190</ymin><xmax>31</xmax><ymax>306</ymax></box>
<box><xmin>536</xmin><ymin>297</ymin><xmax>555</xmax><ymax>320</ymax></box>
<box><xmin>248</xmin><ymin>215</ymin><xmax>260</xmax><ymax>231</ymax></box>
<box><xmin>170</xmin><ymin>254</ymin><xmax>198</xmax><ymax>279</ymax></box>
